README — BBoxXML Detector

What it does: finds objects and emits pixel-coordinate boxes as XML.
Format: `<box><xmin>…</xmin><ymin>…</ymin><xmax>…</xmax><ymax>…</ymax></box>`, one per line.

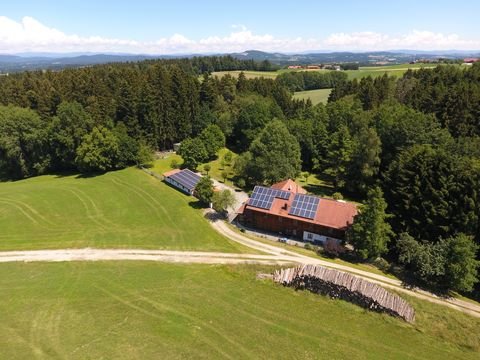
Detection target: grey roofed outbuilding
<box><xmin>164</xmin><ymin>168</ymin><xmax>202</xmax><ymax>194</ymax></box>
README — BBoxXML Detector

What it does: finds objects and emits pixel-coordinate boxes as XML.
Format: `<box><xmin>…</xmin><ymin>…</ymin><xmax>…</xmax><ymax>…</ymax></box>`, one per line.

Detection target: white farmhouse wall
<box><xmin>165</xmin><ymin>177</ymin><xmax>193</xmax><ymax>195</ymax></box>
<box><xmin>303</xmin><ymin>231</ymin><xmax>341</xmax><ymax>245</ymax></box>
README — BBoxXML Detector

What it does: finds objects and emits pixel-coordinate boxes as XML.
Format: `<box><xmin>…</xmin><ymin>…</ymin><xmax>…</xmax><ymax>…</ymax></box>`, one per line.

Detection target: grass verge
<box><xmin>0</xmin><ymin>261</ymin><xmax>478</xmax><ymax>359</ymax></box>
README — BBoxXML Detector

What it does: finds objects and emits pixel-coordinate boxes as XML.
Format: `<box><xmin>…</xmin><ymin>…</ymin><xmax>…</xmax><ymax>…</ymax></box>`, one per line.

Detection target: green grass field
<box><xmin>151</xmin><ymin>152</ymin><xmax>183</xmax><ymax>174</ymax></box>
<box><xmin>1</xmin><ymin>262</ymin><xmax>478</xmax><ymax>359</ymax></box>
<box><xmin>293</xmin><ymin>88</ymin><xmax>332</xmax><ymax>105</ymax></box>
<box><xmin>152</xmin><ymin>148</ymin><xmax>239</xmax><ymax>187</ymax></box>
<box><xmin>0</xmin><ymin>167</ymin><xmax>249</xmax><ymax>252</ymax></box>
<box><xmin>211</xmin><ymin>63</ymin><xmax>442</xmax><ymax>82</ymax></box>
<box><xmin>197</xmin><ymin>148</ymin><xmax>238</xmax><ymax>186</ymax></box>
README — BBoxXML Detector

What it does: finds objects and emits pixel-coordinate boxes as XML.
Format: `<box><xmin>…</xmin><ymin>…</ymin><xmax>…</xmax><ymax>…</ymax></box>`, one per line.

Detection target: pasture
<box><xmin>211</xmin><ymin>70</ymin><xmax>278</xmax><ymax>79</ymax></box>
<box><xmin>0</xmin><ymin>262</ymin><xmax>478</xmax><ymax>359</ymax></box>
<box><xmin>293</xmin><ymin>88</ymin><xmax>332</xmax><ymax>105</ymax></box>
<box><xmin>0</xmin><ymin>168</ymin><xmax>249</xmax><ymax>252</ymax></box>
<box><xmin>211</xmin><ymin>63</ymin><xmax>441</xmax><ymax>82</ymax></box>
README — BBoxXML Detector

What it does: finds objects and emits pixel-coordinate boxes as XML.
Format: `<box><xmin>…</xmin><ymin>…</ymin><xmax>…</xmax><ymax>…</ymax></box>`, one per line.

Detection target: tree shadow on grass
<box><xmin>0</xmin><ymin>175</ymin><xmax>17</xmax><ymax>183</ymax></box>
<box><xmin>53</xmin><ymin>167</ymin><xmax>130</xmax><ymax>180</ymax></box>
<box><xmin>188</xmin><ymin>200</ymin><xmax>205</xmax><ymax>210</ymax></box>
<box><xmin>303</xmin><ymin>183</ymin><xmax>336</xmax><ymax>198</ymax></box>
<box><xmin>0</xmin><ymin>169</ymin><xmax>108</xmax><ymax>182</ymax></box>
<box><xmin>52</xmin><ymin>169</ymin><xmax>113</xmax><ymax>179</ymax></box>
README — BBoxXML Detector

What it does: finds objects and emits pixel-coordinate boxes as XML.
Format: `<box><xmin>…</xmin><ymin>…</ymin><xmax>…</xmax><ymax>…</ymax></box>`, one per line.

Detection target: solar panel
<box><xmin>289</xmin><ymin>193</ymin><xmax>320</xmax><ymax>220</ymax></box>
<box><xmin>248</xmin><ymin>186</ymin><xmax>291</xmax><ymax>210</ymax></box>
<box><xmin>169</xmin><ymin>169</ymin><xmax>201</xmax><ymax>191</ymax></box>
<box><xmin>271</xmin><ymin>189</ymin><xmax>291</xmax><ymax>200</ymax></box>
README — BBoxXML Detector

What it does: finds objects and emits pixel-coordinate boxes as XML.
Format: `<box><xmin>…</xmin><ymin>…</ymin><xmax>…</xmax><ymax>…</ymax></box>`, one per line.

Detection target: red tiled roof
<box><xmin>242</xmin><ymin>179</ymin><xmax>358</xmax><ymax>230</ymax></box>
<box><xmin>163</xmin><ymin>168</ymin><xmax>181</xmax><ymax>177</ymax></box>
<box><xmin>315</xmin><ymin>199</ymin><xmax>358</xmax><ymax>229</ymax></box>
<box><xmin>270</xmin><ymin>179</ymin><xmax>307</xmax><ymax>194</ymax></box>
<box><xmin>237</xmin><ymin>202</ymin><xmax>246</xmax><ymax>214</ymax></box>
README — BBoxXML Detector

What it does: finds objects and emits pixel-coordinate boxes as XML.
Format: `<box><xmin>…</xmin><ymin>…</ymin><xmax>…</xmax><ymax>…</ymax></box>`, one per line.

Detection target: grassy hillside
<box><xmin>0</xmin><ymin>167</ymin><xmax>249</xmax><ymax>252</ymax></box>
<box><xmin>1</xmin><ymin>262</ymin><xmax>478</xmax><ymax>359</ymax></box>
<box><xmin>293</xmin><ymin>88</ymin><xmax>332</xmax><ymax>105</ymax></box>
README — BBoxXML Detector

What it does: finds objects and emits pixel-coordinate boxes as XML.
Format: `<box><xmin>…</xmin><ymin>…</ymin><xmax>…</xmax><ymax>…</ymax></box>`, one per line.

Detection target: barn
<box><xmin>236</xmin><ymin>179</ymin><xmax>357</xmax><ymax>244</ymax></box>
<box><xmin>163</xmin><ymin>168</ymin><xmax>201</xmax><ymax>195</ymax></box>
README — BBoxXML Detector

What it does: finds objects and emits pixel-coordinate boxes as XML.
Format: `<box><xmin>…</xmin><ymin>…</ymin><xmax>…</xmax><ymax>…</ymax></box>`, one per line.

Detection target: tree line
<box><xmin>322</xmin><ymin>64</ymin><xmax>480</xmax><ymax>294</ymax></box>
<box><xmin>0</xmin><ymin>58</ymin><xmax>297</xmax><ymax>178</ymax></box>
<box><xmin>276</xmin><ymin>70</ymin><xmax>348</xmax><ymax>92</ymax></box>
<box><xmin>330</xmin><ymin>64</ymin><xmax>480</xmax><ymax>137</ymax></box>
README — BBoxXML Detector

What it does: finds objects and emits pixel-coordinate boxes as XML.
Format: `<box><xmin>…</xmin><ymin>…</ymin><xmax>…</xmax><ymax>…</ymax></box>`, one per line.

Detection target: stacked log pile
<box><xmin>273</xmin><ymin>264</ymin><xmax>415</xmax><ymax>323</ymax></box>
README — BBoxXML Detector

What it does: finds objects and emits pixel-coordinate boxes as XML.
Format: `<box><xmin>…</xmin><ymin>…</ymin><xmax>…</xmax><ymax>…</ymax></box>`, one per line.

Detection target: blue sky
<box><xmin>0</xmin><ymin>0</ymin><xmax>479</xmax><ymax>53</ymax></box>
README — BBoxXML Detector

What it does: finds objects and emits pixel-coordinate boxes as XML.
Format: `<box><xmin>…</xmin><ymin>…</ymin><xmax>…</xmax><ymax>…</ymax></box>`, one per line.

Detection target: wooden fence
<box><xmin>273</xmin><ymin>264</ymin><xmax>415</xmax><ymax>322</ymax></box>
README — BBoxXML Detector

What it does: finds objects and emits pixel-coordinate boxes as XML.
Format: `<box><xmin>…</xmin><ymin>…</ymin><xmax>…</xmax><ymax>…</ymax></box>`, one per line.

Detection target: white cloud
<box><xmin>0</xmin><ymin>16</ymin><xmax>479</xmax><ymax>54</ymax></box>
<box><xmin>324</xmin><ymin>30</ymin><xmax>480</xmax><ymax>51</ymax></box>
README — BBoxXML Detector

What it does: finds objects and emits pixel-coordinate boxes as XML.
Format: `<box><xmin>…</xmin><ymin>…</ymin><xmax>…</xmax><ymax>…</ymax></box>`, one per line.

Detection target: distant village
<box><xmin>287</xmin><ymin>64</ymin><xmax>342</xmax><ymax>71</ymax></box>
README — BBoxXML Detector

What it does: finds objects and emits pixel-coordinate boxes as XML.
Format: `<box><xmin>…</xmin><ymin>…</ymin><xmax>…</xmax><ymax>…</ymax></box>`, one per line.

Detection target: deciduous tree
<box><xmin>75</xmin><ymin>126</ymin><xmax>119</xmax><ymax>172</ymax></box>
<box><xmin>212</xmin><ymin>189</ymin><xmax>236</xmax><ymax>213</ymax></box>
<box><xmin>199</xmin><ymin>124</ymin><xmax>225</xmax><ymax>159</ymax></box>
<box><xmin>245</xmin><ymin>120</ymin><xmax>301</xmax><ymax>185</ymax></box>
<box><xmin>195</xmin><ymin>176</ymin><xmax>214</xmax><ymax>205</ymax></box>
<box><xmin>0</xmin><ymin>105</ymin><xmax>50</xmax><ymax>179</ymax></box>
<box><xmin>178</xmin><ymin>138</ymin><xmax>208</xmax><ymax>169</ymax></box>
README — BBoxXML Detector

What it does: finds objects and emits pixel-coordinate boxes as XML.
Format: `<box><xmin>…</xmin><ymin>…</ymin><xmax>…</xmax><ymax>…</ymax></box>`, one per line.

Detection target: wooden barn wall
<box><xmin>242</xmin><ymin>209</ymin><xmax>346</xmax><ymax>240</ymax></box>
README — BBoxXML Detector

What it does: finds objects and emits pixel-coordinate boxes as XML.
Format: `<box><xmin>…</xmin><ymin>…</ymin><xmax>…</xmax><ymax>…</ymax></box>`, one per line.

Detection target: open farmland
<box><xmin>293</xmin><ymin>88</ymin><xmax>332</xmax><ymax>105</ymax></box>
<box><xmin>0</xmin><ymin>262</ymin><xmax>478</xmax><ymax>359</ymax></box>
<box><xmin>0</xmin><ymin>168</ymin><xmax>249</xmax><ymax>252</ymax></box>
<box><xmin>211</xmin><ymin>70</ymin><xmax>278</xmax><ymax>79</ymax></box>
<box><xmin>212</xmin><ymin>63</ymin><xmax>442</xmax><ymax>82</ymax></box>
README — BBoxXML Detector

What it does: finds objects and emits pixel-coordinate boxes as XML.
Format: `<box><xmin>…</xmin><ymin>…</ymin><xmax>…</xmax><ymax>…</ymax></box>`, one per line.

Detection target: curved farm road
<box><xmin>1</xmin><ymin>216</ymin><xmax>479</xmax><ymax>319</ymax></box>
<box><xmin>209</xmin><ymin>218</ymin><xmax>480</xmax><ymax>319</ymax></box>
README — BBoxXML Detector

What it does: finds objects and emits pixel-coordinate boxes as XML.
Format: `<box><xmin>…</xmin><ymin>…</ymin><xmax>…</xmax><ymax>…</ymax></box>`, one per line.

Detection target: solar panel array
<box><xmin>169</xmin><ymin>169</ymin><xmax>201</xmax><ymax>191</ymax></box>
<box><xmin>289</xmin><ymin>193</ymin><xmax>320</xmax><ymax>220</ymax></box>
<box><xmin>248</xmin><ymin>186</ymin><xmax>291</xmax><ymax>210</ymax></box>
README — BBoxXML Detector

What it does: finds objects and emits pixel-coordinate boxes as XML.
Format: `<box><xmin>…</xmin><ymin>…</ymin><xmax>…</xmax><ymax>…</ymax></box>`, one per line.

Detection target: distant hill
<box><xmin>0</xmin><ymin>54</ymin><xmax>164</xmax><ymax>72</ymax></box>
<box><xmin>228</xmin><ymin>50</ymin><xmax>480</xmax><ymax>65</ymax></box>
<box><xmin>0</xmin><ymin>50</ymin><xmax>479</xmax><ymax>73</ymax></box>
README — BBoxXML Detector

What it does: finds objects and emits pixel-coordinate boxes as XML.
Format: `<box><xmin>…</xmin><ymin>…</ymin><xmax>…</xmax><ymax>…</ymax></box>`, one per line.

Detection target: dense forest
<box><xmin>276</xmin><ymin>71</ymin><xmax>347</xmax><ymax>92</ymax></box>
<box><xmin>0</xmin><ymin>56</ymin><xmax>478</xmax><ymax>295</ymax></box>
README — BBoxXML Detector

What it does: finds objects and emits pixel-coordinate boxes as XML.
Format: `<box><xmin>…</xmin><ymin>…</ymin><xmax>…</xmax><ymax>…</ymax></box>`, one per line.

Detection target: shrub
<box><xmin>372</xmin><ymin>257</ymin><xmax>390</xmax><ymax>272</ymax></box>
<box><xmin>332</xmin><ymin>192</ymin><xmax>344</xmax><ymax>200</ymax></box>
<box><xmin>170</xmin><ymin>159</ymin><xmax>179</xmax><ymax>169</ymax></box>
<box><xmin>322</xmin><ymin>239</ymin><xmax>346</xmax><ymax>258</ymax></box>
<box><xmin>236</xmin><ymin>178</ymin><xmax>246</xmax><ymax>188</ymax></box>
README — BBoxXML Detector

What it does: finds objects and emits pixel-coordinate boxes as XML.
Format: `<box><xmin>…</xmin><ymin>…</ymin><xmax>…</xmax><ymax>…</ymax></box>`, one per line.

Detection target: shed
<box><xmin>163</xmin><ymin>168</ymin><xmax>201</xmax><ymax>195</ymax></box>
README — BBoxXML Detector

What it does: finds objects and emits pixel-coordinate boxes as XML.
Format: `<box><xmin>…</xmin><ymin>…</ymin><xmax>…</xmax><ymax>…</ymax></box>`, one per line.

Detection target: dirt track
<box><xmin>0</xmin><ymin>248</ymin><xmax>296</xmax><ymax>265</ymax></box>
<box><xmin>209</xmin><ymin>216</ymin><xmax>480</xmax><ymax>319</ymax></box>
<box><xmin>1</xmin><ymin>215</ymin><xmax>479</xmax><ymax>319</ymax></box>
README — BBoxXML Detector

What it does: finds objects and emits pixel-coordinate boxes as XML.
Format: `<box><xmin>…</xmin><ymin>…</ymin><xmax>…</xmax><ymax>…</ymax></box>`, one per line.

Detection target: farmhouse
<box><xmin>236</xmin><ymin>179</ymin><xmax>357</xmax><ymax>244</ymax></box>
<box><xmin>163</xmin><ymin>168</ymin><xmax>201</xmax><ymax>195</ymax></box>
